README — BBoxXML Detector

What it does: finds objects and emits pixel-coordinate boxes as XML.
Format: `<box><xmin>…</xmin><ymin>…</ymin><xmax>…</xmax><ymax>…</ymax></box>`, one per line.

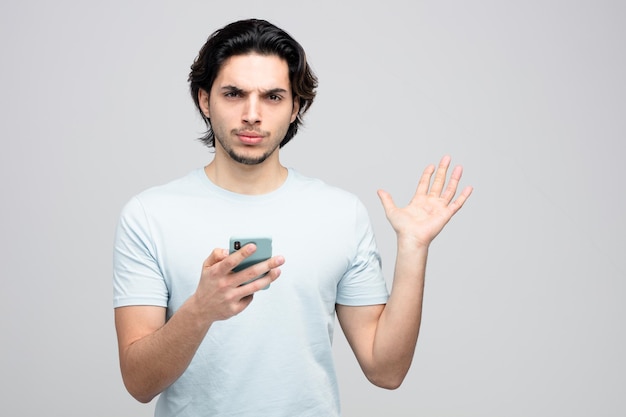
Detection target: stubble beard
<box><xmin>215</xmin><ymin>129</ymin><xmax>283</xmax><ymax>166</ymax></box>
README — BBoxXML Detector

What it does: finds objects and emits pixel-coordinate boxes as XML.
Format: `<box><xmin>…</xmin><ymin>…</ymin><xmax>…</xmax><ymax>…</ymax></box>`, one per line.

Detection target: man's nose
<box><xmin>242</xmin><ymin>96</ymin><xmax>261</xmax><ymax>124</ymax></box>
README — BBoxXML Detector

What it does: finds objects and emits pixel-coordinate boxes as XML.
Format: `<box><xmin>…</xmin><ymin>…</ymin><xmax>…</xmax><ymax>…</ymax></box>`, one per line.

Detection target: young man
<box><xmin>113</xmin><ymin>19</ymin><xmax>472</xmax><ymax>416</ymax></box>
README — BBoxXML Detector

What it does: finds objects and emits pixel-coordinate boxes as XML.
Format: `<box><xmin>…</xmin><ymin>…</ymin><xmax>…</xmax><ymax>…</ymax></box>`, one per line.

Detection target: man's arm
<box><xmin>336</xmin><ymin>155</ymin><xmax>472</xmax><ymax>389</ymax></box>
<box><xmin>114</xmin><ymin>246</ymin><xmax>285</xmax><ymax>403</ymax></box>
<box><xmin>115</xmin><ymin>304</ymin><xmax>204</xmax><ymax>403</ymax></box>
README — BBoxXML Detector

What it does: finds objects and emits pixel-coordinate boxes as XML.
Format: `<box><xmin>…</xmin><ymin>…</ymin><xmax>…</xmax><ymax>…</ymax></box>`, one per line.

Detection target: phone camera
<box><xmin>234</xmin><ymin>241</ymin><xmax>241</xmax><ymax>250</ymax></box>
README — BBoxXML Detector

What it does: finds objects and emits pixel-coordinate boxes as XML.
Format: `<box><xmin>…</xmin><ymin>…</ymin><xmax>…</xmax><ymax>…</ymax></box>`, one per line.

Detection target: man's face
<box><xmin>200</xmin><ymin>53</ymin><xmax>299</xmax><ymax>165</ymax></box>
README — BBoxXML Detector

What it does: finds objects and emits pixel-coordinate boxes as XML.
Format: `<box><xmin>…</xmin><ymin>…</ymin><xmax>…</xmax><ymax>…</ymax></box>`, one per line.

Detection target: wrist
<box><xmin>396</xmin><ymin>234</ymin><xmax>430</xmax><ymax>252</ymax></box>
<box><xmin>182</xmin><ymin>293</ymin><xmax>216</xmax><ymax>332</ymax></box>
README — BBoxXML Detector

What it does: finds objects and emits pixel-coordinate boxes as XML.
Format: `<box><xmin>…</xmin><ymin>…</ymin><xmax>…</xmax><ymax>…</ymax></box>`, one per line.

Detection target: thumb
<box><xmin>377</xmin><ymin>189</ymin><xmax>397</xmax><ymax>216</ymax></box>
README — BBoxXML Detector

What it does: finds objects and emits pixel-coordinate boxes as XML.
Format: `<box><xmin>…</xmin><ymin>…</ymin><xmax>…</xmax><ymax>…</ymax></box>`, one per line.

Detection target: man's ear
<box><xmin>198</xmin><ymin>89</ymin><xmax>210</xmax><ymax>118</ymax></box>
<box><xmin>290</xmin><ymin>97</ymin><xmax>300</xmax><ymax>123</ymax></box>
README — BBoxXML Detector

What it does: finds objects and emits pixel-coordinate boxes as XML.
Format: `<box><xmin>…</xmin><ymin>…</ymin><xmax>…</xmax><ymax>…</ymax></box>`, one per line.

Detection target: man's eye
<box><xmin>225</xmin><ymin>92</ymin><xmax>240</xmax><ymax>98</ymax></box>
<box><xmin>268</xmin><ymin>95</ymin><xmax>281</xmax><ymax>101</ymax></box>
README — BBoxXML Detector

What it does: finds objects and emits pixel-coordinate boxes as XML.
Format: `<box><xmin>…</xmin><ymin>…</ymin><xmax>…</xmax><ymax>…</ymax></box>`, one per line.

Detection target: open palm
<box><xmin>377</xmin><ymin>155</ymin><xmax>473</xmax><ymax>248</ymax></box>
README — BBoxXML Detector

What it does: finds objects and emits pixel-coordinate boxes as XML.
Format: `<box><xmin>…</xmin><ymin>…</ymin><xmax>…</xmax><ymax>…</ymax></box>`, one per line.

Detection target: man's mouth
<box><xmin>236</xmin><ymin>131</ymin><xmax>265</xmax><ymax>145</ymax></box>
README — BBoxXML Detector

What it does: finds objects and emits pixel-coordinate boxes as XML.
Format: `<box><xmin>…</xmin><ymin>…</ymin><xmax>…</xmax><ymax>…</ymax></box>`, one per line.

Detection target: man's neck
<box><xmin>204</xmin><ymin>157</ymin><xmax>288</xmax><ymax>195</ymax></box>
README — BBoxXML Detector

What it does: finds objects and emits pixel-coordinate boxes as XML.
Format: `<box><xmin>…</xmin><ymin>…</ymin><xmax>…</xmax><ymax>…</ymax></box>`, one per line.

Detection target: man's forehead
<box><xmin>214</xmin><ymin>53</ymin><xmax>291</xmax><ymax>91</ymax></box>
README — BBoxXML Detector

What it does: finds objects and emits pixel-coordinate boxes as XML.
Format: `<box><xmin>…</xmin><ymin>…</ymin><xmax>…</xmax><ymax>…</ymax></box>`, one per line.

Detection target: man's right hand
<box><xmin>115</xmin><ymin>246</ymin><xmax>283</xmax><ymax>402</ymax></box>
<box><xmin>190</xmin><ymin>245</ymin><xmax>284</xmax><ymax>322</ymax></box>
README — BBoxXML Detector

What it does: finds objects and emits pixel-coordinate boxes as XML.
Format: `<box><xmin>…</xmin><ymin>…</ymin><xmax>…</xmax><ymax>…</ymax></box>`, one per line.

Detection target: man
<box><xmin>113</xmin><ymin>18</ymin><xmax>472</xmax><ymax>416</ymax></box>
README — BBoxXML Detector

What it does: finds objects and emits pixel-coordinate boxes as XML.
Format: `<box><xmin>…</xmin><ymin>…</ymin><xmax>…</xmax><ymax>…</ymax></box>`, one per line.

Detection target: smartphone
<box><xmin>229</xmin><ymin>236</ymin><xmax>272</xmax><ymax>288</ymax></box>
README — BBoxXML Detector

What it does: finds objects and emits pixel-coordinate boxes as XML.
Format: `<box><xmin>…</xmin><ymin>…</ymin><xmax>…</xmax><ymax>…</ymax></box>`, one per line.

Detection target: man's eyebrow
<box><xmin>263</xmin><ymin>88</ymin><xmax>289</xmax><ymax>95</ymax></box>
<box><xmin>219</xmin><ymin>85</ymin><xmax>289</xmax><ymax>95</ymax></box>
<box><xmin>220</xmin><ymin>85</ymin><xmax>244</xmax><ymax>94</ymax></box>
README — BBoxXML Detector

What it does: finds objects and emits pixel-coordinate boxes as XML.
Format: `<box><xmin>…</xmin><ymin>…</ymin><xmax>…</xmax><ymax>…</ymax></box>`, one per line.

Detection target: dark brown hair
<box><xmin>189</xmin><ymin>19</ymin><xmax>318</xmax><ymax>148</ymax></box>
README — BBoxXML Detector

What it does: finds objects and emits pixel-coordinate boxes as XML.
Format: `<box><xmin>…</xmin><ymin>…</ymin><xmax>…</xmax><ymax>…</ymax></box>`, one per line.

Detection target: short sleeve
<box><xmin>335</xmin><ymin>200</ymin><xmax>389</xmax><ymax>306</ymax></box>
<box><xmin>112</xmin><ymin>196</ymin><xmax>169</xmax><ymax>308</ymax></box>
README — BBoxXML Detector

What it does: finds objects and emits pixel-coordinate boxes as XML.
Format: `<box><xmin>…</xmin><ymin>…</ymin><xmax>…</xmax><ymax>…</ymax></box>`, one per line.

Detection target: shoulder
<box><xmin>285</xmin><ymin>169</ymin><xmax>371</xmax><ymax>225</ymax></box>
<box><xmin>119</xmin><ymin>169</ymin><xmax>205</xmax><ymax>217</ymax></box>
<box><xmin>288</xmin><ymin>169</ymin><xmax>360</xmax><ymax>204</ymax></box>
<box><xmin>131</xmin><ymin>169</ymin><xmax>206</xmax><ymax>203</ymax></box>
<box><xmin>138</xmin><ymin>169</ymin><xmax>204</xmax><ymax>199</ymax></box>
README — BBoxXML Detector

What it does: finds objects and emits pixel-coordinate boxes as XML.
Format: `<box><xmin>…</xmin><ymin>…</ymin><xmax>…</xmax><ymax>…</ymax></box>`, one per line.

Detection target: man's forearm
<box><xmin>368</xmin><ymin>155</ymin><xmax>471</xmax><ymax>388</ymax></box>
<box><xmin>118</xmin><ymin>297</ymin><xmax>213</xmax><ymax>403</ymax></box>
<box><xmin>371</xmin><ymin>238</ymin><xmax>428</xmax><ymax>387</ymax></box>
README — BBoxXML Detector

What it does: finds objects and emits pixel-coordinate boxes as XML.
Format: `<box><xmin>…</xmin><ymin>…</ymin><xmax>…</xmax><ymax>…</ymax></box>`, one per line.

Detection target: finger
<box><xmin>219</xmin><ymin>243</ymin><xmax>258</xmax><ymax>273</ymax></box>
<box><xmin>440</xmin><ymin>165</ymin><xmax>463</xmax><ymax>203</ymax></box>
<box><xmin>415</xmin><ymin>164</ymin><xmax>436</xmax><ymax>196</ymax></box>
<box><xmin>238</xmin><ymin>264</ymin><xmax>283</xmax><ymax>295</ymax></box>
<box><xmin>237</xmin><ymin>294</ymin><xmax>254</xmax><ymax>310</ymax></box>
<box><xmin>429</xmin><ymin>155</ymin><xmax>451</xmax><ymax>197</ymax></box>
<box><xmin>232</xmin><ymin>254</ymin><xmax>285</xmax><ymax>288</ymax></box>
<box><xmin>448</xmin><ymin>185</ymin><xmax>473</xmax><ymax>214</ymax></box>
<box><xmin>377</xmin><ymin>189</ymin><xmax>397</xmax><ymax>216</ymax></box>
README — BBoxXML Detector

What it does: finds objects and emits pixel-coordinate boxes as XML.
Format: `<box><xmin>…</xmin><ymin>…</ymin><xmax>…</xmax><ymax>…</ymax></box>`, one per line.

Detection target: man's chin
<box><xmin>227</xmin><ymin>150</ymin><xmax>270</xmax><ymax>166</ymax></box>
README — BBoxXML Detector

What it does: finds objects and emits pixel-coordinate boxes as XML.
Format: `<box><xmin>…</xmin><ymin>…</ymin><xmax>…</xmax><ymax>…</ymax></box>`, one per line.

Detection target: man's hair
<box><xmin>189</xmin><ymin>19</ymin><xmax>318</xmax><ymax>148</ymax></box>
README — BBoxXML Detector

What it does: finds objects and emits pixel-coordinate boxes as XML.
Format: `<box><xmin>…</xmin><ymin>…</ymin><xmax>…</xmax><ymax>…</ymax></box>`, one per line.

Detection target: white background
<box><xmin>1</xmin><ymin>0</ymin><xmax>624</xmax><ymax>416</ymax></box>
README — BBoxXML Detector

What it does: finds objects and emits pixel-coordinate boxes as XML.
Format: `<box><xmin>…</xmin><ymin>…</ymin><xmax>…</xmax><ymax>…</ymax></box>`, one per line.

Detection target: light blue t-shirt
<box><xmin>113</xmin><ymin>168</ymin><xmax>389</xmax><ymax>416</ymax></box>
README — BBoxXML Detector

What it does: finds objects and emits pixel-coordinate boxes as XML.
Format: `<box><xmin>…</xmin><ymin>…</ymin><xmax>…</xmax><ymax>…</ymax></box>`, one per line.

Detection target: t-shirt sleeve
<box><xmin>112</xmin><ymin>196</ymin><xmax>169</xmax><ymax>308</ymax></box>
<box><xmin>335</xmin><ymin>199</ymin><xmax>389</xmax><ymax>306</ymax></box>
